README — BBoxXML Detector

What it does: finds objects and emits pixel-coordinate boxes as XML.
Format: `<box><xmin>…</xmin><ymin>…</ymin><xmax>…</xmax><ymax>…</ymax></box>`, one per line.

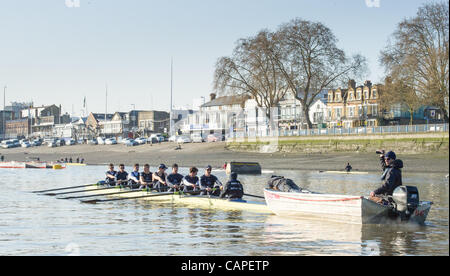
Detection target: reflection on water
<box><xmin>0</xmin><ymin>165</ymin><xmax>447</xmax><ymax>255</ymax></box>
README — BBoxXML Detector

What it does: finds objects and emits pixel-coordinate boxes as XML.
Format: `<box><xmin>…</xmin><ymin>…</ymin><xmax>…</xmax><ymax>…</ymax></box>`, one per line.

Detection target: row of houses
<box><xmin>1</xmin><ymin>103</ymin><xmax>172</xmax><ymax>141</ymax></box>
<box><xmin>175</xmin><ymin>80</ymin><xmax>446</xmax><ymax>137</ymax></box>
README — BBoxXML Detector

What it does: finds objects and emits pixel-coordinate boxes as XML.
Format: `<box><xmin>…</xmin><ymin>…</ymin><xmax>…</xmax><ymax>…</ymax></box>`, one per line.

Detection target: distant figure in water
<box><xmin>1</xmin><ymin>155</ymin><xmax>4</xmax><ymax>162</ymax></box>
<box><xmin>345</xmin><ymin>163</ymin><xmax>352</xmax><ymax>172</ymax></box>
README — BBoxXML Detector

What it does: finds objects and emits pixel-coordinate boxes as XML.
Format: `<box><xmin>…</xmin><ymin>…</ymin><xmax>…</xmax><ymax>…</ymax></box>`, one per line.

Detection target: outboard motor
<box><xmin>392</xmin><ymin>186</ymin><xmax>420</xmax><ymax>219</ymax></box>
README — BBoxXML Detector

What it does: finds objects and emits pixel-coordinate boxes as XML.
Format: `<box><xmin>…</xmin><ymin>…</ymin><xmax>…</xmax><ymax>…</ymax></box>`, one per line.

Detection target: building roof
<box><xmin>201</xmin><ymin>95</ymin><xmax>250</xmax><ymax>108</ymax></box>
<box><xmin>91</xmin><ymin>113</ymin><xmax>114</xmax><ymax>121</ymax></box>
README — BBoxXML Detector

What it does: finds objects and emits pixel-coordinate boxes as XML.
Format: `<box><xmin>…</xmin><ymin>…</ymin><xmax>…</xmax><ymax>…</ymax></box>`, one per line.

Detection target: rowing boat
<box><xmin>264</xmin><ymin>188</ymin><xmax>432</xmax><ymax>225</ymax></box>
<box><xmin>320</xmin><ymin>171</ymin><xmax>369</xmax><ymax>175</ymax></box>
<box><xmin>65</xmin><ymin>163</ymin><xmax>87</xmax><ymax>166</ymax></box>
<box><xmin>85</xmin><ymin>184</ymin><xmax>272</xmax><ymax>214</ymax></box>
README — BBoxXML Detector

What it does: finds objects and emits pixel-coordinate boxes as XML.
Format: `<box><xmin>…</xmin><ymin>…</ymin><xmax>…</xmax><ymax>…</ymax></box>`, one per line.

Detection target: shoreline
<box><xmin>1</xmin><ymin>142</ymin><xmax>449</xmax><ymax>174</ymax></box>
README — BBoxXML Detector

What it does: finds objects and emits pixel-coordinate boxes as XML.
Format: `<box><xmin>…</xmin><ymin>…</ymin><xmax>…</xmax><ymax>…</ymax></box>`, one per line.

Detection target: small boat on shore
<box><xmin>84</xmin><ymin>184</ymin><xmax>272</xmax><ymax>214</ymax></box>
<box><xmin>264</xmin><ymin>187</ymin><xmax>432</xmax><ymax>225</ymax></box>
<box><xmin>0</xmin><ymin>161</ymin><xmax>65</xmax><ymax>170</ymax></box>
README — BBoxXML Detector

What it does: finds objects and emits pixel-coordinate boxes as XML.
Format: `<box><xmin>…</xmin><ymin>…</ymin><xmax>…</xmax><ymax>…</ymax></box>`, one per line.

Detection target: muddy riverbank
<box><xmin>1</xmin><ymin>142</ymin><xmax>448</xmax><ymax>174</ymax></box>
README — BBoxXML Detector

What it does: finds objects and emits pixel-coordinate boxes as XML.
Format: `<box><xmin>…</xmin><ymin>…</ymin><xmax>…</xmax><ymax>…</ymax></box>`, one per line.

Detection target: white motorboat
<box><xmin>264</xmin><ymin>186</ymin><xmax>432</xmax><ymax>225</ymax></box>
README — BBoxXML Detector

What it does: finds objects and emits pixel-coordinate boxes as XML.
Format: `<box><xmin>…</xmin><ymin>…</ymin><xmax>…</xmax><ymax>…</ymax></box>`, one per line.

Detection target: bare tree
<box><xmin>380</xmin><ymin>1</ymin><xmax>449</xmax><ymax>121</ymax></box>
<box><xmin>271</xmin><ymin>18</ymin><xmax>367</xmax><ymax>128</ymax></box>
<box><xmin>213</xmin><ymin>31</ymin><xmax>289</xmax><ymax>118</ymax></box>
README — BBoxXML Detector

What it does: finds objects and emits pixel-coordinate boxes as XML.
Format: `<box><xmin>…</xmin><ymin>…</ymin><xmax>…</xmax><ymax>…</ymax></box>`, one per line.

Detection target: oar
<box><xmin>59</xmin><ymin>188</ymin><xmax>160</xmax><ymax>200</ymax></box>
<box><xmin>33</xmin><ymin>183</ymin><xmax>100</xmax><ymax>193</ymax></box>
<box><xmin>81</xmin><ymin>191</ymin><xmax>175</xmax><ymax>204</ymax></box>
<box><xmin>42</xmin><ymin>184</ymin><xmax>126</xmax><ymax>196</ymax></box>
<box><xmin>244</xmin><ymin>193</ymin><xmax>265</xmax><ymax>199</ymax></box>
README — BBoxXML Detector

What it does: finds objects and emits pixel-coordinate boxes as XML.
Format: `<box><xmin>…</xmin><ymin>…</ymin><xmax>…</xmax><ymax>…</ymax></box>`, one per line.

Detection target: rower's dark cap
<box><xmin>385</xmin><ymin>151</ymin><xmax>396</xmax><ymax>160</ymax></box>
<box><xmin>159</xmin><ymin>164</ymin><xmax>168</xmax><ymax>170</ymax></box>
<box><xmin>206</xmin><ymin>165</ymin><xmax>212</xmax><ymax>170</ymax></box>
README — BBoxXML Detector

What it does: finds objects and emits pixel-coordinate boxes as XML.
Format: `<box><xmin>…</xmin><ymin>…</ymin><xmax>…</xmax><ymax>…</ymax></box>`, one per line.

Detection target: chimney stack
<box><xmin>348</xmin><ymin>79</ymin><xmax>356</xmax><ymax>89</ymax></box>
<box><xmin>364</xmin><ymin>80</ymin><xmax>372</xmax><ymax>87</ymax></box>
<box><xmin>210</xmin><ymin>93</ymin><xmax>217</xmax><ymax>101</ymax></box>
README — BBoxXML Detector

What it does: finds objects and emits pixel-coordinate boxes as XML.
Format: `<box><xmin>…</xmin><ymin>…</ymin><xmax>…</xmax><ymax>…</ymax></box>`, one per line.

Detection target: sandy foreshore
<box><xmin>1</xmin><ymin>142</ymin><xmax>449</xmax><ymax>173</ymax></box>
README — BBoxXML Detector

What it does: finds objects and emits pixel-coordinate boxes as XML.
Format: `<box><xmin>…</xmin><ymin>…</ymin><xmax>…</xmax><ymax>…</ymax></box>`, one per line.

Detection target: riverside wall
<box><xmin>225</xmin><ymin>132</ymin><xmax>449</xmax><ymax>154</ymax></box>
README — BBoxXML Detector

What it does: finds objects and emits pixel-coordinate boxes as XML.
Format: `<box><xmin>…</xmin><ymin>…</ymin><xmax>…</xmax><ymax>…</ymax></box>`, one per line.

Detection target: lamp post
<box><xmin>2</xmin><ymin>86</ymin><xmax>6</xmax><ymax>139</ymax></box>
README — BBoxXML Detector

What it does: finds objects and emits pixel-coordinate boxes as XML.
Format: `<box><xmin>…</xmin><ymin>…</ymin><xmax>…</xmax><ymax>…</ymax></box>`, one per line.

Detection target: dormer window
<box><xmin>328</xmin><ymin>93</ymin><xmax>333</xmax><ymax>102</ymax></box>
<box><xmin>372</xmin><ymin>90</ymin><xmax>377</xmax><ymax>99</ymax></box>
<box><xmin>336</xmin><ymin>93</ymin><xmax>341</xmax><ymax>102</ymax></box>
<box><xmin>364</xmin><ymin>90</ymin><xmax>369</xmax><ymax>100</ymax></box>
<box><xmin>357</xmin><ymin>91</ymin><xmax>361</xmax><ymax>100</ymax></box>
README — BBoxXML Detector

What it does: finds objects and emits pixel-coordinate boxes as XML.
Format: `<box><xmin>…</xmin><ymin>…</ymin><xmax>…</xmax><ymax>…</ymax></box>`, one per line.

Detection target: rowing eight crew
<box><xmin>105</xmin><ymin>163</ymin><xmax>244</xmax><ymax>199</ymax></box>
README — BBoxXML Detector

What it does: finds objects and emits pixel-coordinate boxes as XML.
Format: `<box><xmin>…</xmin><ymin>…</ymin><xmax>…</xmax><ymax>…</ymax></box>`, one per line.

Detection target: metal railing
<box><xmin>229</xmin><ymin>123</ymin><xmax>449</xmax><ymax>138</ymax></box>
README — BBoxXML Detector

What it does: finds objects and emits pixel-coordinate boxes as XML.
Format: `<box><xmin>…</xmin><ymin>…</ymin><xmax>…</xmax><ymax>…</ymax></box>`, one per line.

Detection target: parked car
<box><xmin>125</xmin><ymin>140</ymin><xmax>138</xmax><ymax>147</ymax></box>
<box><xmin>1</xmin><ymin>140</ymin><xmax>15</xmax><ymax>149</ymax></box>
<box><xmin>207</xmin><ymin>133</ymin><xmax>224</xmax><ymax>142</ymax></box>
<box><xmin>55</xmin><ymin>139</ymin><xmax>64</xmax><ymax>146</ymax></box>
<box><xmin>33</xmin><ymin>139</ymin><xmax>42</xmax><ymax>146</ymax></box>
<box><xmin>66</xmin><ymin>139</ymin><xmax>76</xmax><ymax>145</ymax></box>
<box><xmin>48</xmin><ymin>141</ymin><xmax>57</xmax><ymax>148</ymax></box>
<box><xmin>121</xmin><ymin>138</ymin><xmax>133</xmax><ymax>144</ymax></box>
<box><xmin>150</xmin><ymin>133</ymin><xmax>164</xmax><ymax>143</ymax></box>
<box><xmin>21</xmin><ymin>142</ymin><xmax>32</xmax><ymax>148</ymax></box>
<box><xmin>176</xmin><ymin>136</ymin><xmax>192</xmax><ymax>144</ymax></box>
<box><xmin>135</xmin><ymin>137</ymin><xmax>147</xmax><ymax>145</ymax></box>
<box><xmin>105</xmin><ymin>138</ymin><xmax>117</xmax><ymax>145</ymax></box>
<box><xmin>97</xmin><ymin>137</ymin><xmax>105</xmax><ymax>145</ymax></box>
<box><xmin>191</xmin><ymin>133</ymin><xmax>204</xmax><ymax>143</ymax></box>
<box><xmin>87</xmin><ymin>139</ymin><xmax>98</xmax><ymax>145</ymax></box>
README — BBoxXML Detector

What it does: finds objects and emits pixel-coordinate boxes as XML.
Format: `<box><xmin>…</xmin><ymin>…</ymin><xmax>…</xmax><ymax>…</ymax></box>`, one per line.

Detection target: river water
<box><xmin>0</xmin><ymin>165</ymin><xmax>448</xmax><ymax>256</ymax></box>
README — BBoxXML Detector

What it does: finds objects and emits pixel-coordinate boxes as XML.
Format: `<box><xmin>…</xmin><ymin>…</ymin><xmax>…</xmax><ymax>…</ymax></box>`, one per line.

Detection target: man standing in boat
<box><xmin>369</xmin><ymin>150</ymin><xmax>403</xmax><ymax>203</ymax></box>
<box><xmin>220</xmin><ymin>172</ymin><xmax>244</xmax><ymax>200</ymax></box>
<box><xmin>166</xmin><ymin>164</ymin><xmax>184</xmax><ymax>192</ymax></box>
<box><xmin>200</xmin><ymin>165</ymin><xmax>222</xmax><ymax>196</ymax></box>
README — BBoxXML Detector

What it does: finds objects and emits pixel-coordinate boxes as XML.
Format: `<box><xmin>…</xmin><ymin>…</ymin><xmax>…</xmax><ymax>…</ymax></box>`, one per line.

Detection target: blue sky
<box><xmin>0</xmin><ymin>0</ymin><xmax>433</xmax><ymax>114</ymax></box>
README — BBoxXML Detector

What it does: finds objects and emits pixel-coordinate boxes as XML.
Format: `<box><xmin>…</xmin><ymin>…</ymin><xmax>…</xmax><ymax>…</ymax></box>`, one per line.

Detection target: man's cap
<box><xmin>159</xmin><ymin>164</ymin><xmax>168</xmax><ymax>170</ymax></box>
<box><xmin>385</xmin><ymin>151</ymin><xmax>396</xmax><ymax>160</ymax></box>
<box><xmin>206</xmin><ymin>165</ymin><xmax>212</xmax><ymax>170</ymax></box>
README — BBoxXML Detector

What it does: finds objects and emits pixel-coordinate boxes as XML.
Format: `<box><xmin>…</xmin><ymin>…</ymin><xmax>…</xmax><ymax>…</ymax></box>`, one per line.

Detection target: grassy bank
<box><xmin>226</xmin><ymin>134</ymin><xmax>449</xmax><ymax>154</ymax></box>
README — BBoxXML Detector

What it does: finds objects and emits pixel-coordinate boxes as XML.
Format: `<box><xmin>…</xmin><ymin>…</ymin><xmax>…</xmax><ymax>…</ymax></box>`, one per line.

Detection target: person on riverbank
<box><xmin>369</xmin><ymin>150</ymin><xmax>403</xmax><ymax>204</ymax></box>
<box><xmin>182</xmin><ymin>167</ymin><xmax>200</xmax><ymax>193</ymax></box>
<box><xmin>345</xmin><ymin>163</ymin><xmax>352</xmax><ymax>172</ymax></box>
<box><xmin>105</xmin><ymin>163</ymin><xmax>117</xmax><ymax>185</ymax></box>
<box><xmin>267</xmin><ymin>175</ymin><xmax>302</xmax><ymax>193</ymax></box>
<box><xmin>128</xmin><ymin>164</ymin><xmax>141</xmax><ymax>189</ymax></box>
<box><xmin>220</xmin><ymin>172</ymin><xmax>244</xmax><ymax>200</ymax></box>
<box><xmin>139</xmin><ymin>164</ymin><xmax>153</xmax><ymax>190</ymax></box>
<box><xmin>200</xmin><ymin>165</ymin><xmax>222</xmax><ymax>196</ymax></box>
<box><xmin>153</xmin><ymin>164</ymin><xmax>169</xmax><ymax>192</ymax></box>
<box><xmin>167</xmin><ymin>164</ymin><xmax>184</xmax><ymax>192</ymax></box>
<box><xmin>116</xmin><ymin>164</ymin><xmax>129</xmax><ymax>187</ymax></box>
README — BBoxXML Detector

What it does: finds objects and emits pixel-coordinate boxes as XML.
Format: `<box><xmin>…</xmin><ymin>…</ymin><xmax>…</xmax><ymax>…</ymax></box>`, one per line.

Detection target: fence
<box><xmin>230</xmin><ymin>123</ymin><xmax>449</xmax><ymax>139</ymax></box>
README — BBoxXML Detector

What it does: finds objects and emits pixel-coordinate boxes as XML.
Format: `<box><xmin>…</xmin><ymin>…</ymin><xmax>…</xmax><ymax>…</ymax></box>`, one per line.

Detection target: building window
<box><xmin>357</xmin><ymin>91</ymin><xmax>361</xmax><ymax>100</ymax></box>
<box><xmin>372</xmin><ymin>90</ymin><xmax>377</xmax><ymax>99</ymax></box>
